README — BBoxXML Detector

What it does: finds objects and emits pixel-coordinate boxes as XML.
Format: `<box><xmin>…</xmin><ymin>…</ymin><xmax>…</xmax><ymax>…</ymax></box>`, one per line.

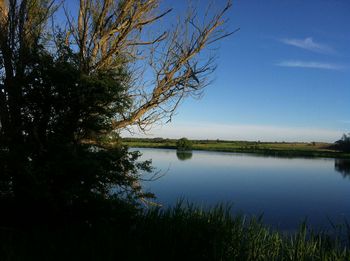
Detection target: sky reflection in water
<box><xmin>135</xmin><ymin>148</ymin><xmax>350</xmax><ymax>231</ymax></box>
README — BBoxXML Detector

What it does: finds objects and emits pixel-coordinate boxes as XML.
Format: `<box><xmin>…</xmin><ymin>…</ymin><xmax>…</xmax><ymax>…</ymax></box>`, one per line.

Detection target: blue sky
<box><xmin>57</xmin><ymin>0</ymin><xmax>350</xmax><ymax>142</ymax></box>
<box><xmin>130</xmin><ymin>0</ymin><xmax>350</xmax><ymax>142</ymax></box>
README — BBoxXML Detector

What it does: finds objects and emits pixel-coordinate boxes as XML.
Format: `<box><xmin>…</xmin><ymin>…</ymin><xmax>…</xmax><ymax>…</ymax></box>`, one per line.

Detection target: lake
<box><xmin>135</xmin><ymin>147</ymin><xmax>350</xmax><ymax>231</ymax></box>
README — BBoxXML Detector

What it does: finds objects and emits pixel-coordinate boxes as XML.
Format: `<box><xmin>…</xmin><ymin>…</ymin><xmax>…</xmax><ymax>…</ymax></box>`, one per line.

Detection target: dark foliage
<box><xmin>333</xmin><ymin>133</ymin><xmax>350</xmax><ymax>152</ymax></box>
<box><xmin>334</xmin><ymin>159</ymin><xmax>350</xmax><ymax>178</ymax></box>
<box><xmin>0</xmin><ymin>35</ymin><xmax>152</xmax><ymax>224</ymax></box>
<box><xmin>1</xmin><ymin>203</ymin><xmax>350</xmax><ymax>260</ymax></box>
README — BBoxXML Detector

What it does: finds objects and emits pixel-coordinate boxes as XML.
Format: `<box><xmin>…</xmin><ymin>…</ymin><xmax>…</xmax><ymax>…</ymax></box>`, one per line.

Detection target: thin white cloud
<box><xmin>339</xmin><ymin>120</ymin><xmax>350</xmax><ymax>124</ymax></box>
<box><xmin>280</xmin><ymin>37</ymin><xmax>335</xmax><ymax>54</ymax></box>
<box><xmin>276</xmin><ymin>60</ymin><xmax>343</xmax><ymax>70</ymax></box>
<box><xmin>122</xmin><ymin>122</ymin><xmax>342</xmax><ymax>143</ymax></box>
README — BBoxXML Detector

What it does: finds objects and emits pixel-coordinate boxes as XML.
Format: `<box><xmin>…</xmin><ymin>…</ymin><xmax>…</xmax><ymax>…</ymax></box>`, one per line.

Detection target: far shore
<box><xmin>122</xmin><ymin>138</ymin><xmax>350</xmax><ymax>159</ymax></box>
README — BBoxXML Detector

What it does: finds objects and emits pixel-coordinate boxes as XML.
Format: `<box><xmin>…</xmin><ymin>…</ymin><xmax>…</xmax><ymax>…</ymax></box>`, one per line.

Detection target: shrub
<box><xmin>176</xmin><ymin>138</ymin><xmax>192</xmax><ymax>151</ymax></box>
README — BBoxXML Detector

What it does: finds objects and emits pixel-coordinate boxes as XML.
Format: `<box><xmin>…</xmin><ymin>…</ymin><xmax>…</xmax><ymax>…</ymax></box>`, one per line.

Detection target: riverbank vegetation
<box><xmin>123</xmin><ymin>137</ymin><xmax>350</xmax><ymax>158</ymax></box>
<box><xmin>1</xmin><ymin>202</ymin><xmax>350</xmax><ymax>260</ymax></box>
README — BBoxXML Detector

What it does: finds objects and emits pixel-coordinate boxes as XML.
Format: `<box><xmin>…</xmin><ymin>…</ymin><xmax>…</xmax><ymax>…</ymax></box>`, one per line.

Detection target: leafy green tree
<box><xmin>0</xmin><ymin>35</ymin><xmax>152</xmax><ymax>220</ymax></box>
<box><xmin>176</xmin><ymin>138</ymin><xmax>192</xmax><ymax>151</ymax></box>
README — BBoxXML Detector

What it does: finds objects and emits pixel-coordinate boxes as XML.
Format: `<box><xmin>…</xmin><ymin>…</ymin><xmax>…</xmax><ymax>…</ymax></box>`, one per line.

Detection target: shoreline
<box><xmin>123</xmin><ymin>139</ymin><xmax>350</xmax><ymax>159</ymax></box>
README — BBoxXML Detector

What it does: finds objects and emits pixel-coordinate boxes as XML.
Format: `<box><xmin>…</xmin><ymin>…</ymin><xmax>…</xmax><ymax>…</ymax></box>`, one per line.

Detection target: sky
<box><xmin>57</xmin><ymin>0</ymin><xmax>350</xmax><ymax>142</ymax></box>
<box><xmin>124</xmin><ymin>0</ymin><xmax>350</xmax><ymax>142</ymax></box>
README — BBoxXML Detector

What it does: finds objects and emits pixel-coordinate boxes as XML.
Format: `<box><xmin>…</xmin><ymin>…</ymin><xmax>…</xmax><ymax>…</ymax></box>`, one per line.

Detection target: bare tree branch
<box><xmin>57</xmin><ymin>0</ymin><xmax>233</xmax><ymax>132</ymax></box>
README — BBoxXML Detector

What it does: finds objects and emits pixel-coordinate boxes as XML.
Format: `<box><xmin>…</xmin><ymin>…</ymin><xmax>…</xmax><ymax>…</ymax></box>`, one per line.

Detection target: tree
<box><xmin>66</xmin><ymin>0</ymin><xmax>234</xmax><ymax>130</ymax></box>
<box><xmin>176</xmin><ymin>137</ymin><xmax>192</xmax><ymax>151</ymax></box>
<box><xmin>334</xmin><ymin>133</ymin><xmax>350</xmax><ymax>152</ymax></box>
<box><xmin>0</xmin><ymin>0</ymin><xmax>232</xmax><ymax>217</ymax></box>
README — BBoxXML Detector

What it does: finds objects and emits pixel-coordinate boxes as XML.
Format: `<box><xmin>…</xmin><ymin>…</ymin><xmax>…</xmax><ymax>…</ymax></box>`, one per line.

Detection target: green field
<box><xmin>122</xmin><ymin>138</ymin><xmax>350</xmax><ymax>158</ymax></box>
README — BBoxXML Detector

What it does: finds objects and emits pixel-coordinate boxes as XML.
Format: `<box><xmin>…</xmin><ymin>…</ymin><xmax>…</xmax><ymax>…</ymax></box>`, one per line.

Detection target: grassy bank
<box><xmin>1</xmin><ymin>203</ymin><xmax>349</xmax><ymax>260</ymax></box>
<box><xmin>123</xmin><ymin>138</ymin><xmax>350</xmax><ymax>158</ymax></box>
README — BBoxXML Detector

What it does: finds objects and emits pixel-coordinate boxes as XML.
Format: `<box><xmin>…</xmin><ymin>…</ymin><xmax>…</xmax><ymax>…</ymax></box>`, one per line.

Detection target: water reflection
<box><xmin>335</xmin><ymin>159</ymin><xmax>350</xmax><ymax>178</ymax></box>
<box><xmin>137</xmin><ymin>148</ymin><xmax>350</xmax><ymax>230</ymax></box>
<box><xmin>176</xmin><ymin>151</ymin><xmax>193</xmax><ymax>161</ymax></box>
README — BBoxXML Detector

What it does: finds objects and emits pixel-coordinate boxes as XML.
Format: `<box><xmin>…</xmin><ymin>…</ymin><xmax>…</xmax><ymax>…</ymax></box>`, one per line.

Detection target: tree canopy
<box><xmin>176</xmin><ymin>137</ymin><xmax>192</xmax><ymax>151</ymax></box>
<box><xmin>334</xmin><ymin>133</ymin><xmax>350</xmax><ymax>152</ymax></box>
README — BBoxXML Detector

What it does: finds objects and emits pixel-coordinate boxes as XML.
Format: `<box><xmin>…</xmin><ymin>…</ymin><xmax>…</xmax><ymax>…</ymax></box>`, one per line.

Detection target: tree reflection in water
<box><xmin>334</xmin><ymin>159</ymin><xmax>350</xmax><ymax>178</ymax></box>
<box><xmin>176</xmin><ymin>151</ymin><xmax>193</xmax><ymax>161</ymax></box>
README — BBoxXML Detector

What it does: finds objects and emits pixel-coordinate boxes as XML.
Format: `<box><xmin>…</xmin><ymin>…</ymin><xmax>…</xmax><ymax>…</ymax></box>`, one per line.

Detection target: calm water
<box><xmin>136</xmin><ymin>148</ymin><xmax>350</xmax><ymax>231</ymax></box>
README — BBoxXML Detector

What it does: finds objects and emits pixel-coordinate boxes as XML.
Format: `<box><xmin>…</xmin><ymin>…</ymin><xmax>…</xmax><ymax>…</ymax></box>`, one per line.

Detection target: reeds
<box><xmin>134</xmin><ymin>202</ymin><xmax>350</xmax><ymax>260</ymax></box>
<box><xmin>1</xmin><ymin>202</ymin><xmax>349</xmax><ymax>260</ymax></box>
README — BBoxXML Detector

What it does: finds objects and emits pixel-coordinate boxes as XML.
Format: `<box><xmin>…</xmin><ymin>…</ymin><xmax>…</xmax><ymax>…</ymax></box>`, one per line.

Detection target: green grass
<box><xmin>1</xmin><ymin>202</ymin><xmax>350</xmax><ymax>260</ymax></box>
<box><xmin>122</xmin><ymin>138</ymin><xmax>350</xmax><ymax>158</ymax></box>
<box><xmin>136</xmin><ymin>203</ymin><xmax>350</xmax><ymax>260</ymax></box>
